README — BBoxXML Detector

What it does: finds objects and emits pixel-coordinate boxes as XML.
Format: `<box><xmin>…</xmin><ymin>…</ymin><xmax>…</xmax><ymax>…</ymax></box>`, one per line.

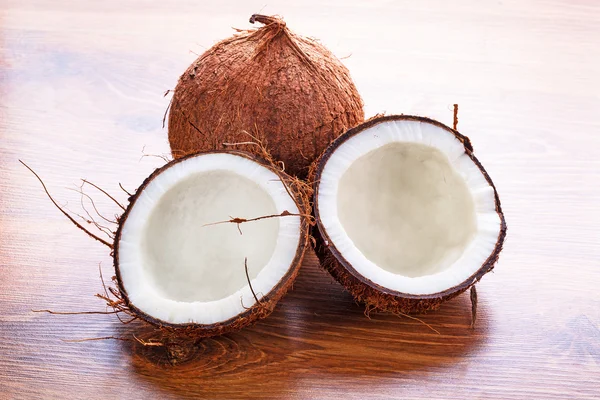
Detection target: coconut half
<box><xmin>114</xmin><ymin>151</ymin><xmax>310</xmax><ymax>335</ymax></box>
<box><xmin>312</xmin><ymin>115</ymin><xmax>506</xmax><ymax>313</ymax></box>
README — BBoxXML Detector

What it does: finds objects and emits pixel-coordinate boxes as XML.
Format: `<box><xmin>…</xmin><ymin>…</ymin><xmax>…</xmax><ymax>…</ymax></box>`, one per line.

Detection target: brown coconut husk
<box><xmin>23</xmin><ymin>149</ymin><xmax>313</xmax><ymax>342</ymax></box>
<box><xmin>310</xmin><ymin>115</ymin><xmax>507</xmax><ymax>315</ymax></box>
<box><xmin>168</xmin><ymin>14</ymin><xmax>364</xmax><ymax>178</ymax></box>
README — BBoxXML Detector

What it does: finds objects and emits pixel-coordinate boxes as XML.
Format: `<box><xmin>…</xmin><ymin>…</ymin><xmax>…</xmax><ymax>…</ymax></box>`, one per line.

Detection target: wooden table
<box><xmin>1</xmin><ymin>1</ymin><xmax>599</xmax><ymax>399</ymax></box>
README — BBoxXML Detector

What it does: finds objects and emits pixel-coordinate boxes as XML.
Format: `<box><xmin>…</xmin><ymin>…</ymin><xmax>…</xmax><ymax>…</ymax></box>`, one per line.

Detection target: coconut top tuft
<box><xmin>168</xmin><ymin>14</ymin><xmax>364</xmax><ymax>178</ymax></box>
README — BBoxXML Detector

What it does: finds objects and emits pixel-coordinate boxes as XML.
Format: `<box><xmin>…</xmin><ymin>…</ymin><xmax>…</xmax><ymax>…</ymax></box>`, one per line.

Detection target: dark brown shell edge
<box><xmin>311</xmin><ymin>115</ymin><xmax>507</xmax><ymax>314</ymax></box>
<box><xmin>113</xmin><ymin>150</ymin><xmax>311</xmax><ymax>337</ymax></box>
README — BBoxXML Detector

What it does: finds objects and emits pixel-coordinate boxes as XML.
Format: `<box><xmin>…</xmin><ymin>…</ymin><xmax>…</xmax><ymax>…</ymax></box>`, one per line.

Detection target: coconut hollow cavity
<box><xmin>111</xmin><ymin>151</ymin><xmax>311</xmax><ymax>334</ymax></box>
<box><xmin>312</xmin><ymin>115</ymin><xmax>506</xmax><ymax>314</ymax></box>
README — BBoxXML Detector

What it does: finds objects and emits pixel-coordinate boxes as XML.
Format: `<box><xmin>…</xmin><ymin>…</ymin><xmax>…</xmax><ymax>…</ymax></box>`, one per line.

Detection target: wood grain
<box><xmin>1</xmin><ymin>1</ymin><xmax>599</xmax><ymax>399</ymax></box>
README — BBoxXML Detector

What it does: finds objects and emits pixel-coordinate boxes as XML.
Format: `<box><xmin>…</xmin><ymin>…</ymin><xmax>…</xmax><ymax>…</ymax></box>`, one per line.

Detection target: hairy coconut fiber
<box><xmin>168</xmin><ymin>14</ymin><xmax>364</xmax><ymax>178</ymax></box>
<box><xmin>310</xmin><ymin>115</ymin><xmax>507</xmax><ymax>315</ymax></box>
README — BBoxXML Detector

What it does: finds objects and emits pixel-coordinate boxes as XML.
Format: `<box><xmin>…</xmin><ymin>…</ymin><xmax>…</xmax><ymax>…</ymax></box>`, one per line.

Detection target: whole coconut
<box><xmin>168</xmin><ymin>14</ymin><xmax>364</xmax><ymax>177</ymax></box>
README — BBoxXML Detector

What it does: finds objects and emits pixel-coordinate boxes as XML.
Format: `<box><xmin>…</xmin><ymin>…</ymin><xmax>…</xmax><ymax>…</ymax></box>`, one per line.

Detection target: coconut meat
<box><xmin>117</xmin><ymin>153</ymin><xmax>301</xmax><ymax>325</ymax></box>
<box><xmin>317</xmin><ymin>120</ymin><xmax>501</xmax><ymax>295</ymax></box>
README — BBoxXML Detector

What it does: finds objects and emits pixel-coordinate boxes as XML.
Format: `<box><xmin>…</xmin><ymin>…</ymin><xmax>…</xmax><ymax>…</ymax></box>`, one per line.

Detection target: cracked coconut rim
<box><xmin>115</xmin><ymin>152</ymin><xmax>303</xmax><ymax>326</ymax></box>
<box><xmin>315</xmin><ymin>116</ymin><xmax>503</xmax><ymax>296</ymax></box>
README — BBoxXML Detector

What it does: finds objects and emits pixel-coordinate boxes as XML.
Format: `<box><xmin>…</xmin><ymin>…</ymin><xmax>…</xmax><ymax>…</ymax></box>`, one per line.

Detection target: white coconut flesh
<box><xmin>317</xmin><ymin>119</ymin><xmax>502</xmax><ymax>295</ymax></box>
<box><xmin>117</xmin><ymin>153</ymin><xmax>302</xmax><ymax>325</ymax></box>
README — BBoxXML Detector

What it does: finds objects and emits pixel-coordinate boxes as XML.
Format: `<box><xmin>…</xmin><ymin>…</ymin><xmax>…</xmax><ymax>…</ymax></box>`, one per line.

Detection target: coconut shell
<box><xmin>311</xmin><ymin>115</ymin><xmax>507</xmax><ymax>315</ymax></box>
<box><xmin>168</xmin><ymin>14</ymin><xmax>364</xmax><ymax>178</ymax></box>
<box><xmin>113</xmin><ymin>150</ymin><xmax>312</xmax><ymax>337</ymax></box>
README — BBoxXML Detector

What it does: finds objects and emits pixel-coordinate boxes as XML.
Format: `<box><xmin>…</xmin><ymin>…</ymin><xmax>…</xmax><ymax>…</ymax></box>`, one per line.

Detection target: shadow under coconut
<box><xmin>121</xmin><ymin>252</ymin><xmax>491</xmax><ymax>399</ymax></box>
<box><xmin>274</xmin><ymin>252</ymin><xmax>491</xmax><ymax>374</ymax></box>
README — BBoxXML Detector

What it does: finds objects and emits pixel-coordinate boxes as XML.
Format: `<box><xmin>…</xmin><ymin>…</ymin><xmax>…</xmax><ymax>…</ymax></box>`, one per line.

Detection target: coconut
<box><xmin>23</xmin><ymin>151</ymin><xmax>311</xmax><ymax>338</ymax></box>
<box><xmin>311</xmin><ymin>115</ymin><xmax>507</xmax><ymax>314</ymax></box>
<box><xmin>168</xmin><ymin>14</ymin><xmax>364</xmax><ymax>178</ymax></box>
